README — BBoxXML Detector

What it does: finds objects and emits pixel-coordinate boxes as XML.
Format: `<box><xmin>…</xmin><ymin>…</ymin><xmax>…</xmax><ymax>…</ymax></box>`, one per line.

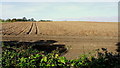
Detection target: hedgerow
<box><xmin>1</xmin><ymin>43</ymin><xmax>120</xmax><ymax>68</ymax></box>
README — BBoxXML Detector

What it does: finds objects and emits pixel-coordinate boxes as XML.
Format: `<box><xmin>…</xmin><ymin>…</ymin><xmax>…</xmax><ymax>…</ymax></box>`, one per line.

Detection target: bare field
<box><xmin>1</xmin><ymin>21</ymin><xmax>118</xmax><ymax>59</ymax></box>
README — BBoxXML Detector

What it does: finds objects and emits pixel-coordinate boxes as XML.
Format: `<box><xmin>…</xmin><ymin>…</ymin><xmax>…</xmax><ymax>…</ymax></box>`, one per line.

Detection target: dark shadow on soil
<box><xmin>2</xmin><ymin>40</ymin><xmax>68</xmax><ymax>55</ymax></box>
<box><xmin>116</xmin><ymin>42</ymin><xmax>120</xmax><ymax>53</ymax></box>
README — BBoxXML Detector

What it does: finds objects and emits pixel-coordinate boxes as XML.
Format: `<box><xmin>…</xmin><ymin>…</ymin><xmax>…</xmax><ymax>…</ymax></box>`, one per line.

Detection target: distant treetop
<box><xmin>0</xmin><ymin>17</ymin><xmax>53</xmax><ymax>22</ymax></box>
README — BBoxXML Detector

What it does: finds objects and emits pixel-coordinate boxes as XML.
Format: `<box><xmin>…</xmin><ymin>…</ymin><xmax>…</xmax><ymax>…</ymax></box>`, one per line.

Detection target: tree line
<box><xmin>0</xmin><ymin>17</ymin><xmax>52</xmax><ymax>22</ymax></box>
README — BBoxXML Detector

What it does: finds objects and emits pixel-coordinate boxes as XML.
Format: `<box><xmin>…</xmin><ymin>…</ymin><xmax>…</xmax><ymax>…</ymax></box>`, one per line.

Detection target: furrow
<box><xmin>2</xmin><ymin>26</ymin><xmax>18</xmax><ymax>35</ymax></box>
<box><xmin>2</xmin><ymin>23</ymin><xmax>24</xmax><ymax>35</ymax></box>
<box><xmin>16</xmin><ymin>23</ymin><xmax>30</xmax><ymax>35</ymax></box>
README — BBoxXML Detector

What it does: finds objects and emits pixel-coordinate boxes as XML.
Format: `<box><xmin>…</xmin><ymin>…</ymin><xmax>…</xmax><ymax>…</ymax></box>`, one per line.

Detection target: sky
<box><xmin>0</xmin><ymin>2</ymin><xmax>118</xmax><ymax>22</ymax></box>
<box><xmin>1</xmin><ymin>0</ymin><xmax>119</xmax><ymax>2</ymax></box>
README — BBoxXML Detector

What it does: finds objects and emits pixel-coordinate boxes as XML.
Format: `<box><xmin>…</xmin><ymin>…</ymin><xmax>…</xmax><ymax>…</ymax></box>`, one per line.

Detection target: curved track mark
<box><xmin>16</xmin><ymin>24</ymin><xmax>30</xmax><ymax>35</ymax></box>
<box><xmin>35</xmin><ymin>23</ymin><xmax>38</xmax><ymax>34</ymax></box>
<box><xmin>26</xmin><ymin>23</ymin><xmax>33</xmax><ymax>34</ymax></box>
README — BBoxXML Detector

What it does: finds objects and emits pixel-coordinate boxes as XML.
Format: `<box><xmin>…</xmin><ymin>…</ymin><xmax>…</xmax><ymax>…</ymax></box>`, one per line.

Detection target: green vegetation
<box><xmin>0</xmin><ymin>17</ymin><xmax>36</xmax><ymax>22</ymax></box>
<box><xmin>1</xmin><ymin>42</ymin><xmax>120</xmax><ymax>67</ymax></box>
<box><xmin>0</xmin><ymin>17</ymin><xmax>52</xmax><ymax>23</ymax></box>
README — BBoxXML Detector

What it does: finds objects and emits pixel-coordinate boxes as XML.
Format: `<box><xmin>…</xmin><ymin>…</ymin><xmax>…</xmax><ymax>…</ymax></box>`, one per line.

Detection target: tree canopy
<box><xmin>0</xmin><ymin>17</ymin><xmax>53</xmax><ymax>22</ymax></box>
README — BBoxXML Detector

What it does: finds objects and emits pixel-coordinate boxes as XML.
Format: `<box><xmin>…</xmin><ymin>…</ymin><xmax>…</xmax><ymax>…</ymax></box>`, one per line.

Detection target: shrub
<box><xmin>1</xmin><ymin>43</ymin><xmax>120</xmax><ymax>68</ymax></box>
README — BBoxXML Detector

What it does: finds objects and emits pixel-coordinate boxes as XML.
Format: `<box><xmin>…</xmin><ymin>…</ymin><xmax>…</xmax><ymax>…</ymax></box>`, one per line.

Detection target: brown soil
<box><xmin>1</xmin><ymin>21</ymin><xmax>118</xmax><ymax>59</ymax></box>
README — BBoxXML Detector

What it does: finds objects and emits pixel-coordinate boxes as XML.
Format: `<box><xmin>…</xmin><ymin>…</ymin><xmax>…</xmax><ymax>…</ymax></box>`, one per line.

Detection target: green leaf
<box><xmin>41</xmin><ymin>56</ymin><xmax>47</xmax><ymax>62</ymax></box>
<box><xmin>35</xmin><ymin>54</ymin><xmax>41</xmax><ymax>57</ymax></box>
<box><xmin>52</xmin><ymin>64</ymin><xmax>55</xmax><ymax>66</ymax></box>
<box><xmin>58</xmin><ymin>57</ymin><xmax>66</xmax><ymax>64</ymax></box>
<box><xmin>55</xmin><ymin>54</ymin><xmax>59</xmax><ymax>58</ymax></box>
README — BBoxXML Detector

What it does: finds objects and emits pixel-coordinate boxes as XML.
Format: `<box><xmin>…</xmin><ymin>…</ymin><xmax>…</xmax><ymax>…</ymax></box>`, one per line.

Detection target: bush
<box><xmin>1</xmin><ymin>43</ymin><xmax>120</xmax><ymax>68</ymax></box>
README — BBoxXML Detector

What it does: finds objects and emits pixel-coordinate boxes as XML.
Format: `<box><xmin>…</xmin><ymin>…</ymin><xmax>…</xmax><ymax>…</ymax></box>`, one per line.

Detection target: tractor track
<box><xmin>35</xmin><ymin>23</ymin><xmax>38</xmax><ymax>34</ymax></box>
<box><xmin>16</xmin><ymin>23</ymin><xmax>30</xmax><ymax>35</ymax></box>
<box><xmin>26</xmin><ymin>22</ymin><xmax>38</xmax><ymax>35</ymax></box>
<box><xmin>26</xmin><ymin>23</ymin><xmax>34</xmax><ymax>34</ymax></box>
<box><xmin>2</xmin><ymin>23</ymin><xmax>25</xmax><ymax>35</ymax></box>
<box><xmin>11</xmin><ymin>23</ymin><xmax>29</xmax><ymax>35</ymax></box>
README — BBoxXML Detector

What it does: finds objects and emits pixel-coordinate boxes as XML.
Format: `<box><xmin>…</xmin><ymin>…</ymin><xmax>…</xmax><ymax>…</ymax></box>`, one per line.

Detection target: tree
<box><xmin>6</xmin><ymin>19</ymin><xmax>11</xmax><ymax>22</ymax></box>
<box><xmin>27</xmin><ymin>19</ymin><xmax>31</xmax><ymax>21</ymax></box>
<box><xmin>16</xmin><ymin>19</ymin><xmax>23</xmax><ymax>22</ymax></box>
<box><xmin>30</xmin><ymin>18</ymin><xmax>34</xmax><ymax>21</ymax></box>
<box><xmin>22</xmin><ymin>17</ymin><xmax>27</xmax><ymax>21</ymax></box>
<box><xmin>11</xmin><ymin>18</ymin><xmax>16</xmax><ymax>22</ymax></box>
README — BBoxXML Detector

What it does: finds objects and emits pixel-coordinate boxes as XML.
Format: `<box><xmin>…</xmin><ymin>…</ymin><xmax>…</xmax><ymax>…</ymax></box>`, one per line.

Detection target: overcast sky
<box><xmin>0</xmin><ymin>2</ymin><xmax>118</xmax><ymax>22</ymax></box>
<box><xmin>1</xmin><ymin>0</ymin><xmax>119</xmax><ymax>2</ymax></box>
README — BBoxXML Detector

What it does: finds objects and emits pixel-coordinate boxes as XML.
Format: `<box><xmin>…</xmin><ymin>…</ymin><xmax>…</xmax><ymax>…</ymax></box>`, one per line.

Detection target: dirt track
<box><xmin>1</xmin><ymin>21</ymin><xmax>118</xmax><ymax>59</ymax></box>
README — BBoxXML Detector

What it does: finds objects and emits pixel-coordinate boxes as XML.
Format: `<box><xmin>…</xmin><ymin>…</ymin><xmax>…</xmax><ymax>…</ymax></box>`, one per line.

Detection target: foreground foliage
<box><xmin>1</xmin><ymin>43</ymin><xmax>120</xmax><ymax>68</ymax></box>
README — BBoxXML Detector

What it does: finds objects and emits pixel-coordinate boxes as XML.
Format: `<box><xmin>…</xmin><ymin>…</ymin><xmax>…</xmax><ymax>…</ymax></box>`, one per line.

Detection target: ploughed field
<box><xmin>1</xmin><ymin>21</ymin><xmax>118</xmax><ymax>59</ymax></box>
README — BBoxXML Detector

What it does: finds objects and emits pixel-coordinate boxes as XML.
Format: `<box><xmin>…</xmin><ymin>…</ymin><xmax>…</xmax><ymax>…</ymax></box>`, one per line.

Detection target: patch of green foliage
<box><xmin>0</xmin><ymin>17</ymin><xmax>53</xmax><ymax>23</ymax></box>
<box><xmin>1</xmin><ymin>43</ymin><xmax>120</xmax><ymax>68</ymax></box>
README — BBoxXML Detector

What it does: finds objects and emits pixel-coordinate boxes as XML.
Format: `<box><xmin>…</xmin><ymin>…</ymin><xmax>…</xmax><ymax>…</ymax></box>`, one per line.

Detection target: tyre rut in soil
<box><xmin>35</xmin><ymin>23</ymin><xmax>38</xmax><ymax>34</ymax></box>
<box><xmin>15</xmin><ymin>23</ymin><xmax>30</xmax><ymax>35</ymax></box>
<box><xmin>2</xmin><ymin>23</ymin><xmax>25</xmax><ymax>35</ymax></box>
<box><xmin>26</xmin><ymin>22</ymin><xmax>38</xmax><ymax>35</ymax></box>
<box><xmin>26</xmin><ymin>23</ymin><xmax>34</xmax><ymax>34</ymax></box>
<box><xmin>10</xmin><ymin>24</ymin><xmax>26</xmax><ymax>35</ymax></box>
